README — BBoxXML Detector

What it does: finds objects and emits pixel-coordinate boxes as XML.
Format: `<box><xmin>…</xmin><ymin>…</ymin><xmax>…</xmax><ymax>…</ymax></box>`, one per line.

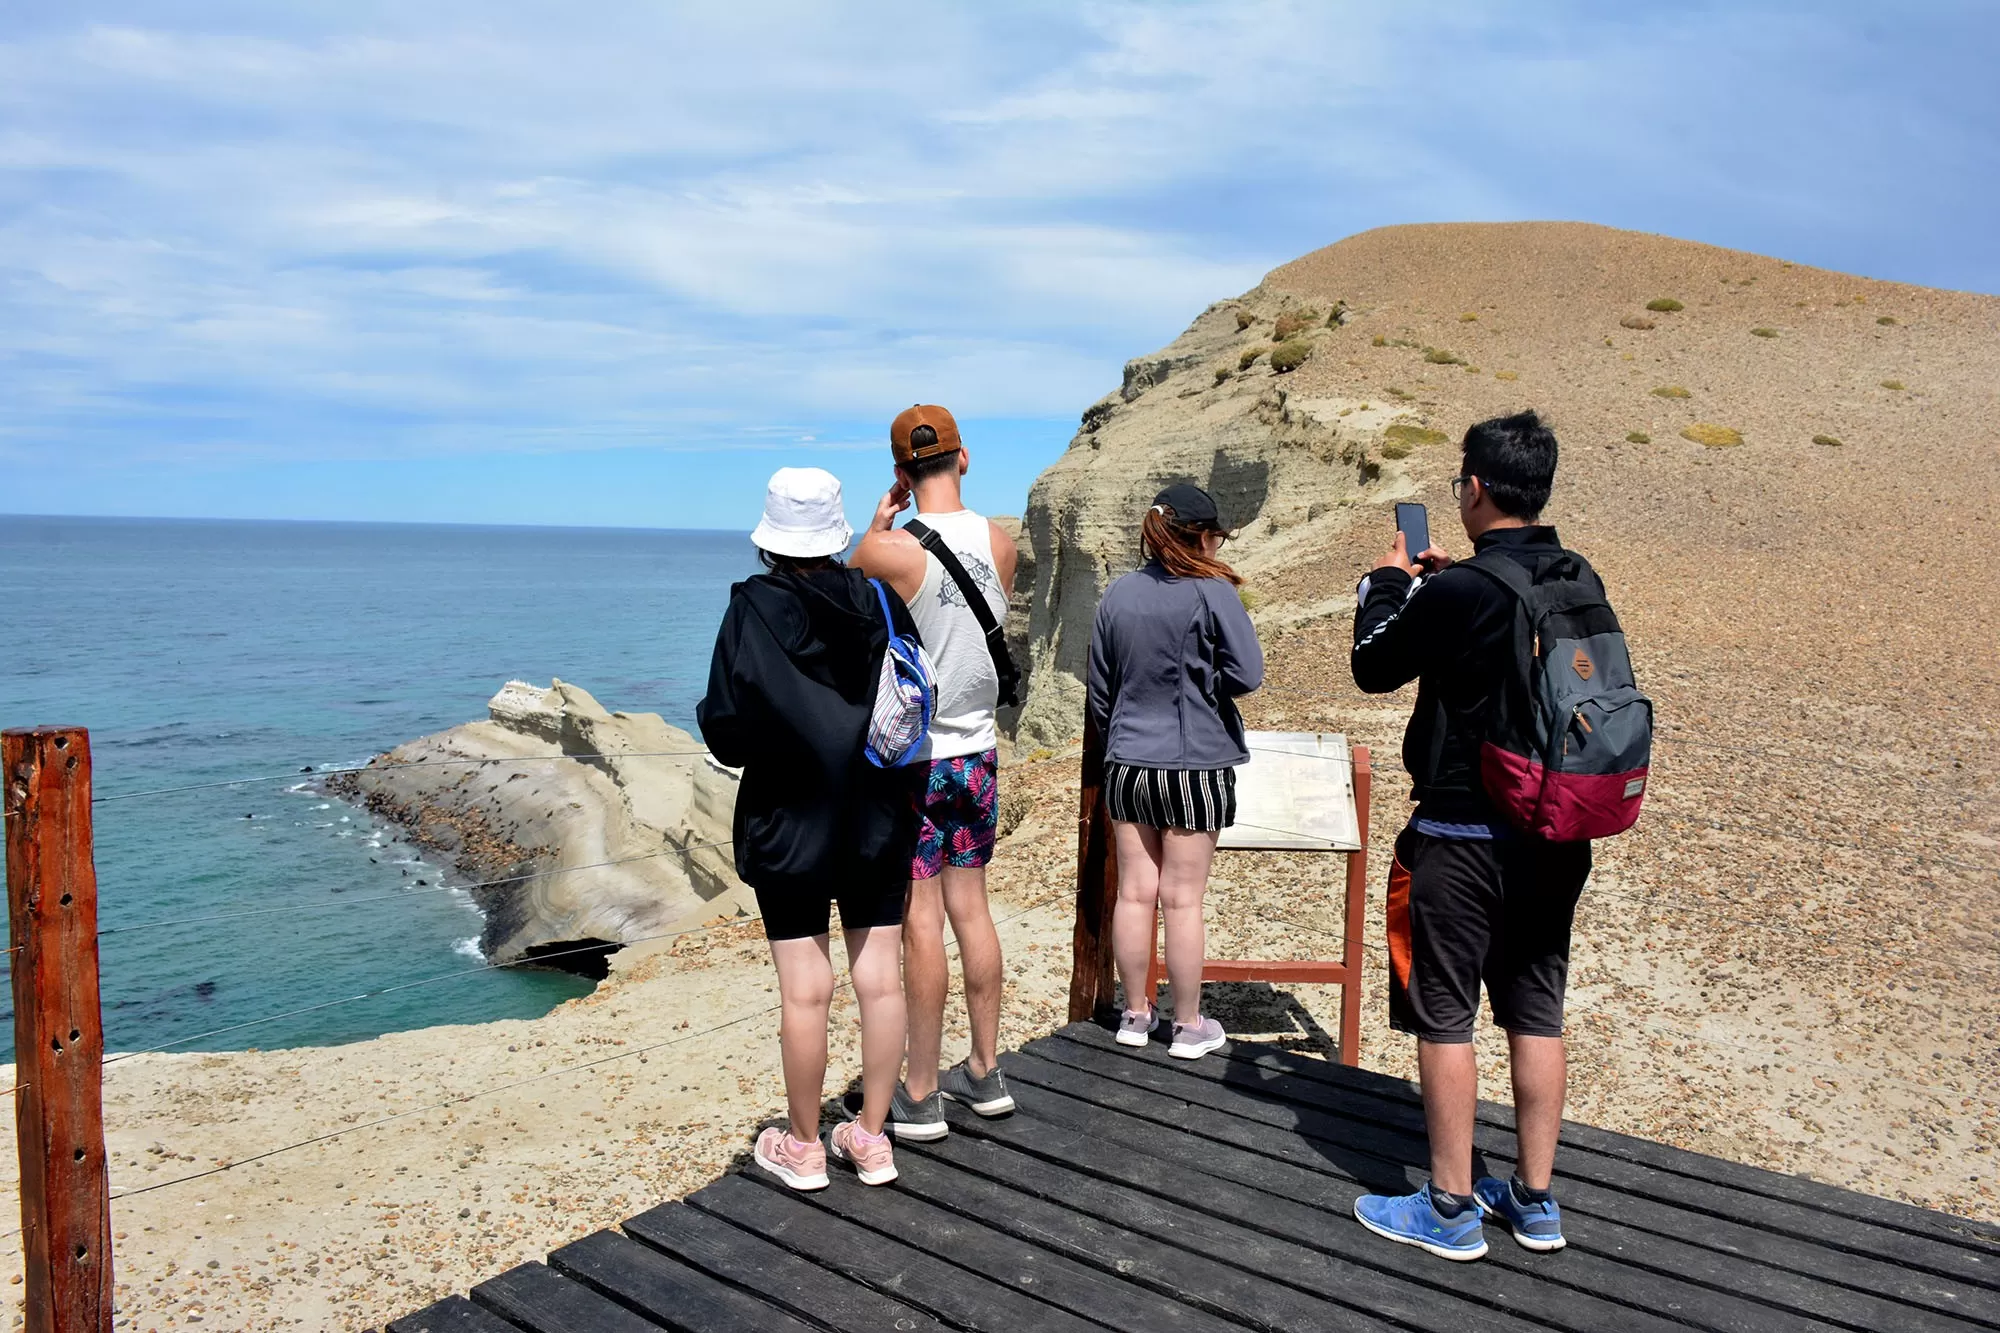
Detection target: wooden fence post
<box><xmin>1338</xmin><ymin>745</ymin><xmax>1372</xmax><ymax>1067</ymax></box>
<box><xmin>1066</xmin><ymin>716</ymin><xmax>1120</xmax><ymax>1023</ymax></box>
<box><xmin>6</xmin><ymin>726</ymin><xmax>114</xmax><ymax>1333</ymax></box>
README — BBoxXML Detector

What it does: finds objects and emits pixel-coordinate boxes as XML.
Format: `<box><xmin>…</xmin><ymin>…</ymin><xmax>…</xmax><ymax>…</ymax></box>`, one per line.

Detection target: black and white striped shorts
<box><xmin>1102</xmin><ymin>763</ymin><xmax>1237</xmax><ymax>833</ymax></box>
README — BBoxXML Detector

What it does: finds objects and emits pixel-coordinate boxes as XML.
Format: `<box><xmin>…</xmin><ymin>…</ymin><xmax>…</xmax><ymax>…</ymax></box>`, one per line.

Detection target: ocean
<box><xmin>1</xmin><ymin>515</ymin><xmax>754</xmax><ymax>1061</ymax></box>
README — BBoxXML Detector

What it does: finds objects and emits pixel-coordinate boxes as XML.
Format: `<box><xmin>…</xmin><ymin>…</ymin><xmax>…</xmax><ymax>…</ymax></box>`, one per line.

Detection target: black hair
<box><xmin>898</xmin><ymin>424</ymin><xmax>961</xmax><ymax>483</ymax></box>
<box><xmin>1461</xmin><ymin>410</ymin><xmax>1558</xmax><ymax>519</ymax></box>
<box><xmin>758</xmin><ymin>551</ymin><xmax>843</xmax><ymax>574</ymax></box>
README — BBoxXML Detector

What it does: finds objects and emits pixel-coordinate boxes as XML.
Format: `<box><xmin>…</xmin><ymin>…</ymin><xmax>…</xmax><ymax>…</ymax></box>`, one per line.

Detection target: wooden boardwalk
<box><xmin>391</xmin><ymin>1021</ymin><xmax>2000</xmax><ymax>1332</ymax></box>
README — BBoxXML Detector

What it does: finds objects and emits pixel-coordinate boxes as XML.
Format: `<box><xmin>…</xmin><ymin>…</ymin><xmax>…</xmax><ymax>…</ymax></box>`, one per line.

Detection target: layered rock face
<box><xmin>330</xmin><ymin>680</ymin><xmax>749</xmax><ymax>968</ymax></box>
<box><xmin>1012</xmin><ymin>289</ymin><xmax>1405</xmax><ymax>746</ymax></box>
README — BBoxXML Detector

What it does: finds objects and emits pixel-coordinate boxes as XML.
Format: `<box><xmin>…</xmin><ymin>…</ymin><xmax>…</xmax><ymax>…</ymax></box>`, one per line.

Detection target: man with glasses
<box><xmin>1347</xmin><ymin>409</ymin><xmax>1597</xmax><ymax>1261</ymax></box>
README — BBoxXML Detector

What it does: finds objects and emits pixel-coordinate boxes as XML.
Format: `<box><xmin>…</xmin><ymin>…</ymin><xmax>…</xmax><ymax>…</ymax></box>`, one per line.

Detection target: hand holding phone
<box><xmin>1395</xmin><ymin>503</ymin><xmax>1431</xmax><ymax>567</ymax></box>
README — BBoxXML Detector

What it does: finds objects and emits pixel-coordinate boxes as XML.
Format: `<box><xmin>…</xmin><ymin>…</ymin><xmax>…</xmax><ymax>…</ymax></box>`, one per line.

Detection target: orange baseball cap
<box><xmin>891</xmin><ymin>404</ymin><xmax>962</xmax><ymax>464</ymax></box>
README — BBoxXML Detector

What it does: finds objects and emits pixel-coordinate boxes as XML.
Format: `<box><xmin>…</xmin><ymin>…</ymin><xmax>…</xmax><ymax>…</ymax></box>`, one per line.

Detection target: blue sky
<box><xmin>3</xmin><ymin>2</ymin><xmax>1996</xmax><ymax>531</ymax></box>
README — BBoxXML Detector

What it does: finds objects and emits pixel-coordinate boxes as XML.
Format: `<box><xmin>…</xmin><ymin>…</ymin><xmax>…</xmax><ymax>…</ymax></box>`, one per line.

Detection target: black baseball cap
<box><xmin>1151</xmin><ymin>482</ymin><xmax>1222</xmax><ymax>528</ymax></box>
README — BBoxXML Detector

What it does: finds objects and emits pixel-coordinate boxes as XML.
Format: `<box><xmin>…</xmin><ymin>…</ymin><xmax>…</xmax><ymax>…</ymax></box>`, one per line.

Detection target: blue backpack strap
<box><xmin>870</xmin><ymin>577</ymin><xmax>896</xmax><ymax>629</ymax></box>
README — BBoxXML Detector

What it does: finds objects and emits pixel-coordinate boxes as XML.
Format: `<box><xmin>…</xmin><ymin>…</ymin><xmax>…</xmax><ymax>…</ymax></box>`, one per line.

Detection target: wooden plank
<box><xmin>619</xmin><ymin>1201</ymin><xmax>950</xmax><ymax>1333</ymax></box>
<box><xmin>1197</xmin><ymin>960</ymin><xmax>1352</xmax><ymax>983</ymax></box>
<box><xmin>1067</xmin><ymin>713</ymin><xmax>1119</xmax><ymax>1022</ymax></box>
<box><xmin>878</xmin><ymin>1145</ymin><xmax>1405</xmax><ymax>1333</ymax></box>
<box><xmin>1042</xmin><ymin>1026</ymin><xmax>2000</xmax><ymax>1294</ymax></box>
<box><xmin>738</xmin><ymin>1164</ymin><xmax>1248</xmax><ymax>1333</ymax></box>
<box><xmin>5</xmin><ymin>726</ymin><xmax>113</xmax><ymax>1333</ymax></box>
<box><xmin>928</xmin><ymin>1093</ymin><xmax>1701</xmax><ymax>1333</ymax></box>
<box><xmin>1005</xmin><ymin>1048</ymin><xmax>1991</xmax><ymax>1333</ymax></box>
<box><xmin>550</xmin><ymin>1228</ymin><xmax>817</xmax><ymax>1333</ymax></box>
<box><xmin>1204</xmin><ymin>1012</ymin><xmax>2000</xmax><ymax>1253</ymax></box>
<box><xmin>385</xmin><ymin>1294</ymin><xmax>522</xmax><ymax>1333</ymax></box>
<box><xmin>684</xmin><ymin>1172</ymin><xmax>1107</xmax><ymax>1333</ymax></box>
<box><xmin>470</xmin><ymin>1261</ymin><xmax>663</xmax><ymax>1333</ymax></box>
<box><xmin>904</xmin><ymin>1123</ymin><xmax>1550</xmax><ymax>1333</ymax></box>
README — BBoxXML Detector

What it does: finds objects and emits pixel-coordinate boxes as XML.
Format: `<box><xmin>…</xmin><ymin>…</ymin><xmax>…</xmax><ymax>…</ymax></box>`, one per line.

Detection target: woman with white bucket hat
<box><xmin>697</xmin><ymin>466</ymin><xmax>922</xmax><ymax>1189</ymax></box>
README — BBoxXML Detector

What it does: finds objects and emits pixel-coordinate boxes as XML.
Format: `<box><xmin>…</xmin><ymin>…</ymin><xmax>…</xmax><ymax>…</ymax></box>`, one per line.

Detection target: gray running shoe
<box><xmin>1169</xmin><ymin>1015</ymin><xmax>1227</xmax><ymax>1060</ymax></box>
<box><xmin>1115</xmin><ymin>1005</ymin><xmax>1161</xmax><ymax>1047</ymax></box>
<box><xmin>939</xmin><ymin>1058</ymin><xmax>1016</xmax><ymax>1116</ymax></box>
<box><xmin>886</xmin><ymin>1082</ymin><xmax>949</xmax><ymax>1142</ymax></box>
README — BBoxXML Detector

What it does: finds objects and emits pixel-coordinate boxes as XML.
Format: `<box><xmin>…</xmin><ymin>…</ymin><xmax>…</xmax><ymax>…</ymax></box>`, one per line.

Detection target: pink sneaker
<box><xmin>828</xmin><ymin>1121</ymin><xmax>899</xmax><ymax>1185</ymax></box>
<box><xmin>752</xmin><ymin>1126</ymin><xmax>828</xmax><ymax>1191</ymax></box>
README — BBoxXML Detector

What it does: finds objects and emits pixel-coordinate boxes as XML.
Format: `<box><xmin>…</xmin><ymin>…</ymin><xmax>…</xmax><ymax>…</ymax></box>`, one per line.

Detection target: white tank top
<box><xmin>906</xmin><ymin>508</ymin><xmax>1008</xmax><ymax>760</ymax></box>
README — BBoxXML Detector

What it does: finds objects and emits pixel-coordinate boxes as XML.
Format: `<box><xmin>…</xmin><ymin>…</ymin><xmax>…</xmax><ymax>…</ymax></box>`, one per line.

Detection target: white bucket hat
<box><xmin>751</xmin><ymin>466</ymin><xmax>853</xmax><ymax>559</ymax></box>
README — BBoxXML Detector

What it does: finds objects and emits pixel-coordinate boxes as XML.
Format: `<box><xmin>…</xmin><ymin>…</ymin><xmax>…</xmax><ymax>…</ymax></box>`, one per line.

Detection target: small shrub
<box><xmin>1371</xmin><ymin>334</ymin><xmax>1387</xmax><ymax>347</ymax></box>
<box><xmin>1877</xmin><ymin>315</ymin><xmax>1897</xmax><ymax>326</ymax></box>
<box><xmin>1645</xmin><ymin>297</ymin><xmax>1684</xmax><ymax>312</ymax></box>
<box><xmin>1465</xmin><ymin>364</ymin><xmax>1481</xmax><ymax>373</ymax></box>
<box><xmin>1384</xmin><ymin>386</ymin><xmax>1414</xmax><ymax>401</ymax></box>
<box><xmin>1625</xmin><ymin>431</ymin><xmax>1651</xmax><ymax>444</ymax></box>
<box><xmin>1681</xmin><ymin>423</ymin><xmax>1743</xmax><ymax>448</ymax></box>
<box><xmin>1651</xmin><ymin>385</ymin><xmax>1692</xmax><ymax>399</ymax></box>
<box><xmin>1269</xmin><ymin>339</ymin><xmax>1313</xmax><ymax>373</ymax></box>
<box><xmin>1880</xmin><ymin>379</ymin><xmax>1905</xmax><ymax>391</ymax></box>
<box><xmin>1238</xmin><ymin>585</ymin><xmax>1263</xmax><ymax>612</ymax></box>
<box><xmin>1423</xmin><ymin>347</ymin><xmax>1465</xmax><ymax>365</ymax></box>
<box><xmin>1239</xmin><ymin>348</ymin><xmax>1263</xmax><ymax>370</ymax></box>
<box><xmin>1853</xmin><ymin>294</ymin><xmax>1867</xmax><ymax>304</ymax></box>
<box><xmin>1081</xmin><ymin>401</ymin><xmax>1115</xmax><ymax>432</ymax></box>
<box><xmin>1384</xmin><ymin>422</ymin><xmax>1450</xmax><ymax>449</ymax></box>
<box><xmin>1459</xmin><ymin>312</ymin><xmax>1479</xmax><ymax>322</ymax></box>
<box><xmin>1213</xmin><ymin>366</ymin><xmax>1231</xmax><ymax>385</ymax></box>
<box><xmin>1379</xmin><ymin>440</ymin><xmax>1413</xmax><ymax>460</ymax></box>
<box><xmin>1235</xmin><ymin>310</ymin><xmax>1254</xmax><ymax>331</ymax></box>
<box><xmin>1273</xmin><ymin>311</ymin><xmax>1313</xmax><ymax>340</ymax></box>
<box><xmin>1619</xmin><ymin>315</ymin><xmax>1655</xmax><ymax>330</ymax></box>
<box><xmin>1751</xmin><ymin>327</ymin><xmax>1779</xmax><ymax>338</ymax></box>
<box><xmin>1812</xmin><ymin>434</ymin><xmax>1843</xmax><ymax>447</ymax></box>
<box><xmin>1326</xmin><ymin>302</ymin><xmax>1347</xmax><ymax>328</ymax></box>
<box><xmin>1494</xmin><ymin>370</ymin><xmax>1518</xmax><ymax>382</ymax></box>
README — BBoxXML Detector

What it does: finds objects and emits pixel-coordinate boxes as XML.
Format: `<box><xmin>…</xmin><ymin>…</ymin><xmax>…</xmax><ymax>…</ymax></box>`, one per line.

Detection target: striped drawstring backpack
<box><xmin>864</xmin><ymin>579</ymin><xmax>937</xmax><ymax>768</ymax></box>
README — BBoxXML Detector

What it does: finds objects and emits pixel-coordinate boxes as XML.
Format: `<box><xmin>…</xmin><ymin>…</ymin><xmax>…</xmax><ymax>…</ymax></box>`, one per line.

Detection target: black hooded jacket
<box><xmin>696</xmin><ymin>566</ymin><xmax>921</xmax><ymax>897</ymax></box>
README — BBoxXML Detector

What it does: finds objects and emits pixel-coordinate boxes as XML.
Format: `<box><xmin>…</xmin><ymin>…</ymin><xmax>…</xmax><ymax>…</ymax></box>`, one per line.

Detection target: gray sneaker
<box><xmin>1169</xmin><ymin>1015</ymin><xmax>1227</xmax><ymax>1060</ymax></box>
<box><xmin>887</xmin><ymin>1082</ymin><xmax>949</xmax><ymax>1142</ymax></box>
<box><xmin>1115</xmin><ymin>1005</ymin><xmax>1161</xmax><ymax>1047</ymax></box>
<box><xmin>939</xmin><ymin>1058</ymin><xmax>1016</xmax><ymax>1116</ymax></box>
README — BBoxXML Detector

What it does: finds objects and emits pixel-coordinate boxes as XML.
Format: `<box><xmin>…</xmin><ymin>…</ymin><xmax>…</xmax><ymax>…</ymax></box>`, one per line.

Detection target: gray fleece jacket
<box><xmin>1086</xmin><ymin>562</ymin><xmax>1265</xmax><ymax>769</ymax></box>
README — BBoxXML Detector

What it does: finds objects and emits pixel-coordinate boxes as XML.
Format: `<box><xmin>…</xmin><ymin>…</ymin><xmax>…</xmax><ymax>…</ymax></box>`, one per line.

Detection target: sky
<box><xmin>3</xmin><ymin>2</ymin><xmax>1996</xmax><ymax>532</ymax></box>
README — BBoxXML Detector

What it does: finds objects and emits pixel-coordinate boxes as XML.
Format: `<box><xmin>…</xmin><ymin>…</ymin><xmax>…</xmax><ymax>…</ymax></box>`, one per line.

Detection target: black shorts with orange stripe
<box><xmin>1385</xmin><ymin>825</ymin><xmax>1591</xmax><ymax>1043</ymax></box>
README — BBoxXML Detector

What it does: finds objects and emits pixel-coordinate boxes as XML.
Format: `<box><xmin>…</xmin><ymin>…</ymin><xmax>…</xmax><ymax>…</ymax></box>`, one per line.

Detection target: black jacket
<box><xmin>697</xmin><ymin>567</ymin><xmax>920</xmax><ymax>896</ymax></box>
<box><xmin>1351</xmin><ymin>526</ymin><xmax>1585</xmax><ymax>823</ymax></box>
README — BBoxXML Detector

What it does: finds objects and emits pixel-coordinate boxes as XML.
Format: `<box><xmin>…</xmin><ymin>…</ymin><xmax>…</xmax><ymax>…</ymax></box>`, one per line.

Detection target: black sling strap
<box><xmin>905</xmin><ymin>518</ymin><xmax>1021</xmax><ymax>708</ymax></box>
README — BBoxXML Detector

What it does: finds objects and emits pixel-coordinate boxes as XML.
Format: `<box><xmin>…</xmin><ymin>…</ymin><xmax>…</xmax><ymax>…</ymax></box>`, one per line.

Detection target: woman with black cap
<box><xmin>1086</xmin><ymin>483</ymin><xmax>1264</xmax><ymax>1059</ymax></box>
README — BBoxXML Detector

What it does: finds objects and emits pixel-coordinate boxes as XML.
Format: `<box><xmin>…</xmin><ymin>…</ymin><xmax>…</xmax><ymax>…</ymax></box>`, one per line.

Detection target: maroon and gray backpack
<box><xmin>1461</xmin><ymin>549</ymin><xmax>1652</xmax><ymax>841</ymax></box>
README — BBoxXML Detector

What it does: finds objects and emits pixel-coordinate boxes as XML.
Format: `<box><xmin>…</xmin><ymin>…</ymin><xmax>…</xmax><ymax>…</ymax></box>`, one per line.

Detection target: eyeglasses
<box><xmin>1450</xmin><ymin>475</ymin><xmax>1478</xmax><ymax>500</ymax></box>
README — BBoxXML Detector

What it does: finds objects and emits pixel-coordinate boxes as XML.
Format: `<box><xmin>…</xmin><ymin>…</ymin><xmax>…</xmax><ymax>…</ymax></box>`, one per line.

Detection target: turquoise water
<box><xmin>1</xmin><ymin>515</ymin><xmax>753</xmax><ymax>1060</ymax></box>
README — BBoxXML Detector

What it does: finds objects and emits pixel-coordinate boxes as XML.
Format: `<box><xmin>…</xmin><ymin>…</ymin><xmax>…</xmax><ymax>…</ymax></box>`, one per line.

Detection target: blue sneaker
<box><xmin>1353</xmin><ymin>1184</ymin><xmax>1488</xmax><ymax>1261</ymax></box>
<box><xmin>1474</xmin><ymin>1176</ymin><xmax>1567</xmax><ymax>1252</ymax></box>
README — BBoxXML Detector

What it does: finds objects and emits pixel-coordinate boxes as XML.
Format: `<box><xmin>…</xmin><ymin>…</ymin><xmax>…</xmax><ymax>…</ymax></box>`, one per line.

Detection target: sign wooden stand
<box><xmin>1069</xmin><ymin>727</ymin><xmax>1372</xmax><ymax>1066</ymax></box>
<box><xmin>6</xmin><ymin>726</ymin><xmax>115</xmax><ymax>1333</ymax></box>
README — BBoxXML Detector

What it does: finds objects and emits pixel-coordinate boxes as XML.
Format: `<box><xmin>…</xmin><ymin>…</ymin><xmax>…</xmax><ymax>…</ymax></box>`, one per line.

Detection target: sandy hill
<box><xmin>1014</xmin><ymin>220</ymin><xmax>1998</xmax><ymax>1219</ymax></box>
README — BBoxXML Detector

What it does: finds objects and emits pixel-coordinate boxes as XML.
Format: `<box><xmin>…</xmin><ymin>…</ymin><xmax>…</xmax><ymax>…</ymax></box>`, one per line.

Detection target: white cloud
<box><xmin>0</xmin><ymin>0</ymin><xmax>1994</xmax><ymax>499</ymax></box>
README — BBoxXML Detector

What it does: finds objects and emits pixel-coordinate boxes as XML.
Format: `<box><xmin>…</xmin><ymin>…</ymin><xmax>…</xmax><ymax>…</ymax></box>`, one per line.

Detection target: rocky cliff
<box><xmin>328</xmin><ymin>679</ymin><xmax>748</xmax><ymax>970</ymax></box>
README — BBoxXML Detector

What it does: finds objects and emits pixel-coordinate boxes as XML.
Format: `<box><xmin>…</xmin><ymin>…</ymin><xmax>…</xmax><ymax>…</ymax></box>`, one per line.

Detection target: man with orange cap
<box><xmin>854</xmin><ymin>405</ymin><xmax>1021</xmax><ymax>1139</ymax></box>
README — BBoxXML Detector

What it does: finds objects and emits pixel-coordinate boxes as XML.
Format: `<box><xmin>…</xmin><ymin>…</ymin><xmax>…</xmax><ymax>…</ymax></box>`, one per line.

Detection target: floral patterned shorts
<box><xmin>911</xmin><ymin>748</ymin><xmax>1000</xmax><ymax>880</ymax></box>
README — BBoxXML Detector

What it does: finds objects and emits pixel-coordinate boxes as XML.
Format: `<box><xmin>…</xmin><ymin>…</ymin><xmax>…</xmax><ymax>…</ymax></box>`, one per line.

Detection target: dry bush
<box><xmin>1751</xmin><ymin>327</ymin><xmax>1779</xmax><ymax>338</ymax></box>
<box><xmin>1880</xmin><ymin>379</ymin><xmax>1906</xmax><ymax>391</ymax></box>
<box><xmin>1459</xmin><ymin>312</ymin><xmax>1479</xmax><ymax>322</ymax></box>
<box><xmin>1626</xmin><ymin>431</ymin><xmax>1651</xmax><ymax>444</ymax></box>
<box><xmin>1269</xmin><ymin>339</ymin><xmax>1313</xmax><ymax>373</ymax></box>
<box><xmin>1877</xmin><ymin>315</ymin><xmax>1897</xmax><ymax>326</ymax></box>
<box><xmin>1239</xmin><ymin>348</ymin><xmax>1263</xmax><ymax>371</ymax></box>
<box><xmin>1681</xmin><ymin>423</ymin><xmax>1743</xmax><ymax>448</ymax></box>
<box><xmin>1273</xmin><ymin>311</ymin><xmax>1314</xmax><ymax>340</ymax></box>
<box><xmin>1812</xmin><ymin>434</ymin><xmax>1844</xmax><ymax>447</ymax></box>
<box><xmin>1619</xmin><ymin>316</ymin><xmax>1656</xmax><ymax>330</ymax></box>
<box><xmin>1494</xmin><ymin>370</ymin><xmax>1519</xmax><ymax>382</ymax></box>
<box><xmin>1379</xmin><ymin>440</ymin><xmax>1413</xmax><ymax>460</ymax></box>
<box><xmin>1651</xmin><ymin>385</ymin><xmax>1692</xmax><ymax>399</ymax></box>
<box><xmin>1235</xmin><ymin>310</ymin><xmax>1255</xmax><ymax>331</ymax></box>
<box><xmin>1384</xmin><ymin>422</ymin><xmax>1449</xmax><ymax>449</ymax></box>
<box><xmin>1371</xmin><ymin>334</ymin><xmax>1387</xmax><ymax>347</ymax></box>
<box><xmin>1423</xmin><ymin>348</ymin><xmax>1465</xmax><ymax>365</ymax></box>
<box><xmin>1213</xmin><ymin>366</ymin><xmax>1232</xmax><ymax>385</ymax></box>
<box><xmin>1645</xmin><ymin>297</ymin><xmax>1684</xmax><ymax>312</ymax></box>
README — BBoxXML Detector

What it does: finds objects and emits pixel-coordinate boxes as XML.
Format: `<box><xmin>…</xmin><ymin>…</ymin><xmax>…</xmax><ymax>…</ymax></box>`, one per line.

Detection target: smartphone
<box><xmin>1395</xmin><ymin>502</ymin><xmax>1431</xmax><ymax>564</ymax></box>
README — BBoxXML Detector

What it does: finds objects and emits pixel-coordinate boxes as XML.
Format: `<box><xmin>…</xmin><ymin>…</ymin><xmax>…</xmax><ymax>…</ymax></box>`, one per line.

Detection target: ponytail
<box><xmin>1141</xmin><ymin>506</ymin><xmax>1241</xmax><ymax>586</ymax></box>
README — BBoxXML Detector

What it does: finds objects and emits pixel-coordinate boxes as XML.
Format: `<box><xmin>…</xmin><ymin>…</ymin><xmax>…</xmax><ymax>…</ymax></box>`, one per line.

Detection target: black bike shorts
<box><xmin>754</xmin><ymin>877</ymin><xmax>905</xmax><ymax>941</ymax></box>
<box><xmin>1385</xmin><ymin>825</ymin><xmax>1591</xmax><ymax>1043</ymax></box>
